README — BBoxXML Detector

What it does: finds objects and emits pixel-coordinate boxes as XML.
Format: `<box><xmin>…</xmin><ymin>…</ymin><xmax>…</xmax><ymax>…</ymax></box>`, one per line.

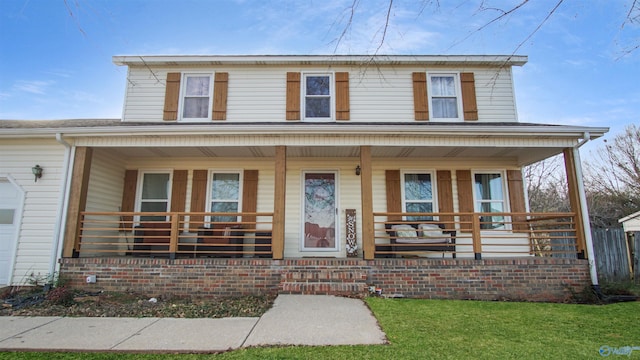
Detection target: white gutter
<box><xmin>572</xmin><ymin>132</ymin><xmax>599</xmax><ymax>286</ymax></box>
<box><xmin>50</xmin><ymin>133</ymin><xmax>74</xmax><ymax>277</ymax></box>
<box><xmin>0</xmin><ymin>123</ymin><xmax>611</xmax><ymax>139</ymax></box>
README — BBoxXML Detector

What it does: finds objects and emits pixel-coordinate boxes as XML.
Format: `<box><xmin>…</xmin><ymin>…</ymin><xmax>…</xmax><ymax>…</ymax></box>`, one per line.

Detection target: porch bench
<box><xmin>196</xmin><ymin>224</ymin><xmax>244</xmax><ymax>258</ymax></box>
<box><xmin>386</xmin><ymin>222</ymin><xmax>456</xmax><ymax>258</ymax></box>
<box><xmin>133</xmin><ymin>222</ymin><xmax>171</xmax><ymax>257</ymax></box>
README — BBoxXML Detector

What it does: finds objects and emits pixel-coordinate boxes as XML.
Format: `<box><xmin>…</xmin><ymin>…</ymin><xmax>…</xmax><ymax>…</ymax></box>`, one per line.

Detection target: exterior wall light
<box><xmin>355</xmin><ymin>165</ymin><xmax>361</xmax><ymax>176</ymax></box>
<box><xmin>32</xmin><ymin>165</ymin><xmax>43</xmax><ymax>182</ymax></box>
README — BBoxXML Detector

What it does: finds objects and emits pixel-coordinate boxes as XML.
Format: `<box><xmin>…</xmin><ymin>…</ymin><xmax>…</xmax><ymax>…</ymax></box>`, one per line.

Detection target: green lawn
<box><xmin>2</xmin><ymin>298</ymin><xmax>639</xmax><ymax>360</ymax></box>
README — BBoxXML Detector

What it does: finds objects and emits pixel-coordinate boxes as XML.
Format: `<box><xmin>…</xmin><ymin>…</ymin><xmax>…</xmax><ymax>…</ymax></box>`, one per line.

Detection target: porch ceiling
<box><xmin>105</xmin><ymin>144</ymin><xmax>562</xmax><ymax>166</ymax></box>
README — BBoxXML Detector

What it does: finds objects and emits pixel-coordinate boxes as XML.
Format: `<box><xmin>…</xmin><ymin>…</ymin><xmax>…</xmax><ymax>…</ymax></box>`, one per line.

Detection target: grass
<box><xmin>1</xmin><ymin>298</ymin><xmax>639</xmax><ymax>359</ymax></box>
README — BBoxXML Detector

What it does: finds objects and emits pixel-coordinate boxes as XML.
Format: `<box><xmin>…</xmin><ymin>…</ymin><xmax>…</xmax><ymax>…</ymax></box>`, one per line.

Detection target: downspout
<box><xmin>572</xmin><ymin>132</ymin><xmax>600</xmax><ymax>291</ymax></box>
<box><xmin>50</xmin><ymin>133</ymin><xmax>75</xmax><ymax>277</ymax></box>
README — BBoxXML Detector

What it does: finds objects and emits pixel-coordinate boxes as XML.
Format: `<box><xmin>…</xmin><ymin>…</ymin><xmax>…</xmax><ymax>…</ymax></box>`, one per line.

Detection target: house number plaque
<box><xmin>346</xmin><ymin>209</ymin><xmax>358</xmax><ymax>257</ymax></box>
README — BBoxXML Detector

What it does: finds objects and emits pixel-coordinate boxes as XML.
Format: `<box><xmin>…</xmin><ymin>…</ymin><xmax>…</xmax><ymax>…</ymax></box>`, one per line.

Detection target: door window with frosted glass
<box><xmin>209</xmin><ymin>172</ymin><xmax>240</xmax><ymax>223</ymax></box>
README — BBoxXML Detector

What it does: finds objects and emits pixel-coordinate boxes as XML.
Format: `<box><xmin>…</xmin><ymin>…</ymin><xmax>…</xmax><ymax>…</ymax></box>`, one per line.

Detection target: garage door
<box><xmin>0</xmin><ymin>179</ymin><xmax>22</xmax><ymax>285</ymax></box>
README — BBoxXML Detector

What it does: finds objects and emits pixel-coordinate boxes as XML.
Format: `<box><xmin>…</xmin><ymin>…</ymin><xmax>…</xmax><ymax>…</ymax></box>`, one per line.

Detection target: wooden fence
<box><xmin>592</xmin><ymin>228</ymin><xmax>639</xmax><ymax>283</ymax></box>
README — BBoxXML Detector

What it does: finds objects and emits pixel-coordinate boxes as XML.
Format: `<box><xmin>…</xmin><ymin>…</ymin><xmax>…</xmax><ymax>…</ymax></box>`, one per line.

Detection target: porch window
<box><xmin>137</xmin><ymin>172</ymin><xmax>171</xmax><ymax>222</ymax></box>
<box><xmin>209</xmin><ymin>172</ymin><xmax>242</xmax><ymax>223</ymax></box>
<box><xmin>181</xmin><ymin>73</ymin><xmax>213</xmax><ymax>121</ymax></box>
<box><xmin>303</xmin><ymin>73</ymin><xmax>333</xmax><ymax>120</ymax></box>
<box><xmin>402</xmin><ymin>172</ymin><xmax>435</xmax><ymax>221</ymax></box>
<box><xmin>428</xmin><ymin>73</ymin><xmax>461</xmax><ymax>120</ymax></box>
<box><xmin>473</xmin><ymin>172</ymin><xmax>506</xmax><ymax>229</ymax></box>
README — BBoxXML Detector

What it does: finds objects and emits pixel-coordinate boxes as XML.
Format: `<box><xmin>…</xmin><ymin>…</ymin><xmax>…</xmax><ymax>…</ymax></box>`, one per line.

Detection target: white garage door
<box><xmin>0</xmin><ymin>179</ymin><xmax>22</xmax><ymax>286</ymax></box>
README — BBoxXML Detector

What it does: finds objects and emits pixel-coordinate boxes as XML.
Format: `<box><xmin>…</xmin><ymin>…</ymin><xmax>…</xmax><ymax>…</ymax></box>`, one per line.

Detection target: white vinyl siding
<box><xmin>0</xmin><ymin>140</ymin><xmax>66</xmax><ymax>285</ymax></box>
<box><xmin>122</xmin><ymin>65</ymin><xmax>518</xmax><ymax>123</ymax></box>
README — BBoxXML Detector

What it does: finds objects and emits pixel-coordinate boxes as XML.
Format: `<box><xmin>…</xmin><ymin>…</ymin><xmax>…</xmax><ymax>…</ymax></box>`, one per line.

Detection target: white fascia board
<box><xmin>112</xmin><ymin>54</ymin><xmax>528</xmax><ymax>67</ymax></box>
<box><xmin>6</xmin><ymin>123</ymin><xmax>607</xmax><ymax>141</ymax></box>
<box><xmin>619</xmin><ymin>210</ymin><xmax>640</xmax><ymax>223</ymax></box>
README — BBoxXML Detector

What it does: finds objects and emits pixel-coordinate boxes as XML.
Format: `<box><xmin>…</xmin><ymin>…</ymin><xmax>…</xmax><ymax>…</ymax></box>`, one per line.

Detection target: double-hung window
<box><xmin>181</xmin><ymin>73</ymin><xmax>213</xmax><ymax>121</ymax></box>
<box><xmin>402</xmin><ymin>172</ymin><xmax>436</xmax><ymax>221</ymax></box>
<box><xmin>209</xmin><ymin>172</ymin><xmax>242</xmax><ymax>223</ymax></box>
<box><xmin>428</xmin><ymin>73</ymin><xmax>462</xmax><ymax>120</ymax></box>
<box><xmin>473</xmin><ymin>172</ymin><xmax>507</xmax><ymax>229</ymax></box>
<box><xmin>303</xmin><ymin>73</ymin><xmax>333</xmax><ymax>120</ymax></box>
<box><xmin>137</xmin><ymin>171</ymin><xmax>172</xmax><ymax>222</ymax></box>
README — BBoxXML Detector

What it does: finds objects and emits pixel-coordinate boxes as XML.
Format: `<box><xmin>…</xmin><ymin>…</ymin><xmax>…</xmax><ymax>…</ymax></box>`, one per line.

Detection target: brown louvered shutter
<box><xmin>456</xmin><ymin>170</ymin><xmax>474</xmax><ymax>232</ymax></box>
<box><xmin>189</xmin><ymin>170</ymin><xmax>208</xmax><ymax>231</ymax></box>
<box><xmin>163</xmin><ymin>73</ymin><xmax>181</xmax><ymax>121</ymax></box>
<box><xmin>170</xmin><ymin>170</ymin><xmax>188</xmax><ymax>213</ymax></box>
<box><xmin>437</xmin><ymin>170</ymin><xmax>454</xmax><ymax>230</ymax></box>
<box><xmin>120</xmin><ymin>170</ymin><xmax>138</xmax><ymax>229</ymax></box>
<box><xmin>335</xmin><ymin>72</ymin><xmax>350</xmax><ymax>120</ymax></box>
<box><xmin>460</xmin><ymin>72</ymin><xmax>478</xmax><ymax>121</ymax></box>
<box><xmin>412</xmin><ymin>72</ymin><xmax>429</xmax><ymax>121</ymax></box>
<box><xmin>286</xmin><ymin>72</ymin><xmax>301</xmax><ymax>120</ymax></box>
<box><xmin>212</xmin><ymin>72</ymin><xmax>229</xmax><ymax>120</ymax></box>
<box><xmin>385</xmin><ymin>170</ymin><xmax>403</xmax><ymax>222</ymax></box>
<box><xmin>242</xmin><ymin>170</ymin><xmax>259</xmax><ymax>230</ymax></box>
<box><xmin>507</xmin><ymin>170</ymin><xmax>528</xmax><ymax>232</ymax></box>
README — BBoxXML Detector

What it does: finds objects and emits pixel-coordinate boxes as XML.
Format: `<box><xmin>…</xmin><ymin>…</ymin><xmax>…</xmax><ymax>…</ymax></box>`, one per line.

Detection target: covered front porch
<box><xmin>55</xmin><ymin>122</ymin><xmax>603</xmax><ymax>299</ymax></box>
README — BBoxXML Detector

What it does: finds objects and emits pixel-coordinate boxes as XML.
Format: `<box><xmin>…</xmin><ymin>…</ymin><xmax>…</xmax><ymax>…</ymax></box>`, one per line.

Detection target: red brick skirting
<box><xmin>59</xmin><ymin>257</ymin><xmax>590</xmax><ymax>302</ymax></box>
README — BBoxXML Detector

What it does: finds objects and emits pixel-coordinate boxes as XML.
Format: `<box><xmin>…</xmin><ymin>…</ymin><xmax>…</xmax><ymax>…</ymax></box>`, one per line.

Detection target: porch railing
<box><xmin>373</xmin><ymin>212</ymin><xmax>580</xmax><ymax>259</ymax></box>
<box><xmin>74</xmin><ymin>212</ymin><xmax>273</xmax><ymax>259</ymax></box>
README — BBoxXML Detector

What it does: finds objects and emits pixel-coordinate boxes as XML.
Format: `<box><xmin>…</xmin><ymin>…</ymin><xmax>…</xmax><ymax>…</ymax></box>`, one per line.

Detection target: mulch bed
<box><xmin>1</xmin><ymin>286</ymin><xmax>275</xmax><ymax>318</ymax></box>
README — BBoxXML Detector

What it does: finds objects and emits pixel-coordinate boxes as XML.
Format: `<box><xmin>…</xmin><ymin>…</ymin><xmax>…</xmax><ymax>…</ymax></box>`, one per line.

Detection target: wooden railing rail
<box><xmin>372</xmin><ymin>212</ymin><xmax>578</xmax><ymax>259</ymax></box>
<box><xmin>75</xmin><ymin>211</ymin><xmax>274</xmax><ymax>259</ymax></box>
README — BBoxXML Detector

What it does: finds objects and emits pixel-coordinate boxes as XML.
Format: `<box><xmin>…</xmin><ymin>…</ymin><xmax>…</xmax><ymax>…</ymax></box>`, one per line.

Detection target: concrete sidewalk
<box><xmin>0</xmin><ymin>295</ymin><xmax>387</xmax><ymax>353</ymax></box>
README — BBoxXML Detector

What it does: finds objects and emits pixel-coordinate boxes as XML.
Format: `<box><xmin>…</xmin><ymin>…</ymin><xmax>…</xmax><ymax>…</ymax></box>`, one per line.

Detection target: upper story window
<box><xmin>137</xmin><ymin>171</ymin><xmax>172</xmax><ymax>222</ymax></box>
<box><xmin>303</xmin><ymin>73</ymin><xmax>333</xmax><ymax>120</ymax></box>
<box><xmin>180</xmin><ymin>74</ymin><xmax>213</xmax><ymax>121</ymax></box>
<box><xmin>402</xmin><ymin>172</ymin><xmax>436</xmax><ymax>222</ymax></box>
<box><xmin>428</xmin><ymin>73</ymin><xmax>462</xmax><ymax>120</ymax></box>
<box><xmin>473</xmin><ymin>171</ymin><xmax>507</xmax><ymax>229</ymax></box>
<box><xmin>209</xmin><ymin>171</ymin><xmax>242</xmax><ymax>223</ymax></box>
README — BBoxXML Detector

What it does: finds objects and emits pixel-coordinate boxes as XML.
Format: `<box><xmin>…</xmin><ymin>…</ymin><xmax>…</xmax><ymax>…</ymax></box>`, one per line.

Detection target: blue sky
<box><xmin>0</xmin><ymin>0</ymin><xmax>638</xmax><ymax>151</ymax></box>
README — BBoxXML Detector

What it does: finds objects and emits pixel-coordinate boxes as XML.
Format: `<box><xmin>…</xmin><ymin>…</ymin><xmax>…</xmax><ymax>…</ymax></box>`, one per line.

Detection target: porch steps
<box><xmin>279</xmin><ymin>268</ymin><xmax>369</xmax><ymax>296</ymax></box>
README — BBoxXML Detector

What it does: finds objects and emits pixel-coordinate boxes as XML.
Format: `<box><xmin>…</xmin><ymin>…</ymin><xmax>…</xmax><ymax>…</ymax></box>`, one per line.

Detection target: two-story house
<box><xmin>0</xmin><ymin>55</ymin><xmax>608</xmax><ymax>301</ymax></box>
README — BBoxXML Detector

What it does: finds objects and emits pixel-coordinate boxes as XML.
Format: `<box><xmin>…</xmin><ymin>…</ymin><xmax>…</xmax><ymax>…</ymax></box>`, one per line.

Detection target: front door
<box><xmin>0</xmin><ymin>179</ymin><xmax>21</xmax><ymax>285</ymax></box>
<box><xmin>302</xmin><ymin>172</ymin><xmax>338</xmax><ymax>251</ymax></box>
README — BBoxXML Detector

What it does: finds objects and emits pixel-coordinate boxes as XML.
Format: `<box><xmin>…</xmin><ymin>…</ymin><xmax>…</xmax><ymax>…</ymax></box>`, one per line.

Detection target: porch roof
<box><xmin>0</xmin><ymin>120</ymin><xmax>608</xmax><ymax>166</ymax></box>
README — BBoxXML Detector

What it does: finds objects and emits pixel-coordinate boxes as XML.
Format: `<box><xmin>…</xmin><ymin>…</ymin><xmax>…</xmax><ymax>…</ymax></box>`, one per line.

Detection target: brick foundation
<box><xmin>59</xmin><ymin>257</ymin><xmax>591</xmax><ymax>302</ymax></box>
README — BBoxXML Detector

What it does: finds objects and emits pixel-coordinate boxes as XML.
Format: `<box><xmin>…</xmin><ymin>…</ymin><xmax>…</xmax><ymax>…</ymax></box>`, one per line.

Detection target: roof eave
<box><xmin>112</xmin><ymin>54</ymin><xmax>528</xmax><ymax>67</ymax></box>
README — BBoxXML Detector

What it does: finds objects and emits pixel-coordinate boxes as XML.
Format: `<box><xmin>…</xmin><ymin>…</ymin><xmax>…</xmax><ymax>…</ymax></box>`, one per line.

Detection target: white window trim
<box><xmin>471</xmin><ymin>170</ymin><xmax>511</xmax><ymax>231</ymax></box>
<box><xmin>400</xmin><ymin>170</ymin><xmax>438</xmax><ymax>221</ymax></box>
<box><xmin>300</xmin><ymin>170</ymin><xmax>340</xmax><ymax>252</ymax></box>
<box><xmin>426</xmin><ymin>72</ymin><xmax>464</xmax><ymax>122</ymax></box>
<box><xmin>134</xmin><ymin>170</ymin><xmax>173</xmax><ymax>222</ymax></box>
<box><xmin>178</xmin><ymin>72</ymin><xmax>214</xmax><ymax>122</ymax></box>
<box><xmin>301</xmin><ymin>72</ymin><xmax>335</xmax><ymax>122</ymax></box>
<box><xmin>205</xmin><ymin>170</ymin><xmax>243</xmax><ymax>224</ymax></box>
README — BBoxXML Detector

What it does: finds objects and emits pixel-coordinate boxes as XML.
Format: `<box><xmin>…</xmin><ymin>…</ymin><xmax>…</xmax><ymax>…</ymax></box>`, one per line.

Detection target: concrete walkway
<box><xmin>0</xmin><ymin>295</ymin><xmax>387</xmax><ymax>353</ymax></box>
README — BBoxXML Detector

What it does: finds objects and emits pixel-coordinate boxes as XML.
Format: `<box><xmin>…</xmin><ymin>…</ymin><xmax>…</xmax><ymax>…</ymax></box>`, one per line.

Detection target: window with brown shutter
<box><xmin>242</xmin><ymin>170</ymin><xmax>259</xmax><ymax>229</ymax></box>
<box><xmin>507</xmin><ymin>170</ymin><xmax>528</xmax><ymax>232</ymax></box>
<box><xmin>170</xmin><ymin>170</ymin><xmax>188</xmax><ymax>213</ymax></box>
<box><xmin>412</xmin><ymin>72</ymin><xmax>429</xmax><ymax>121</ymax></box>
<box><xmin>163</xmin><ymin>73</ymin><xmax>181</xmax><ymax>121</ymax></box>
<box><xmin>212</xmin><ymin>72</ymin><xmax>228</xmax><ymax>120</ymax></box>
<box><xmin>460</xmin><ymin>72</ymin><xmax>478</xmax><ymax>121</ymax></box>
<box><xmin>286</xmin><ymin>72</ymin><xmax>301</xmax><ymax>120</ymax></box>
<box><xmin>335</xmin><ymin>72</ymin><xmax>350</xmax><ymax>120</ymax></box>
<box><xmin>120</xmin><ymin>170</ymin><xmax>138</xmax><ymax>227</ymax></box>
<box><xmin>437</xmin><ymin>170</ymin><xmax>454</xmax><ymax>230</ymax></box>
<box><xmin>385</xmin><ymin>170</ymin><xmax>403</xmax><ymax>222</ymax></box>
<box><xmin>456</xmin><ymin>170</ymin><xmax>474</xmax><ymax>232</ymax></box>
<box><xmin>189</xmin><ymin>170</ymin><xmax>208</xmax><ymax>231</ymax></box>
